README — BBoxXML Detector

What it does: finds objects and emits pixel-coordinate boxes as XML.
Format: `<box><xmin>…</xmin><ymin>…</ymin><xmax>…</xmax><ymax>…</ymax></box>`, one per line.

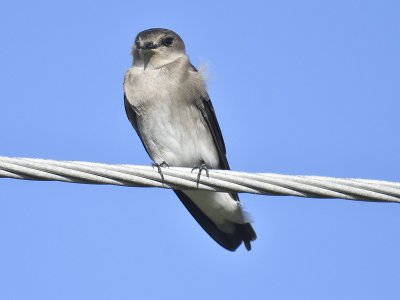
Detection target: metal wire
<box><xmin>1</xmin><ymin>155</ymin><xmax>399</xmax><ymax>203</ymax></box>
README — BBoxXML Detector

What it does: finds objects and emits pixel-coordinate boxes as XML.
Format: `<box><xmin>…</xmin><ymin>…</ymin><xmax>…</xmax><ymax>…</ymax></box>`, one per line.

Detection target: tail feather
<box><xmin>174</xmin><ymin>190</ymin><xmax>256</xmax><ymax>251</ymax></box>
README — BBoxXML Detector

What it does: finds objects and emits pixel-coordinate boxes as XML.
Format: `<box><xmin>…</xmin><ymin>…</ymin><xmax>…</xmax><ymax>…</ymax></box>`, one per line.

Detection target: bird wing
<box><xmin>189</xmin><ymin>64</ymin><xmax>231</xmax><ymax>171</ymax></box>
<box><xmin>173</xmin><ymin>66</ymin><xmax>256</xmax><ymax>251</ymax></box>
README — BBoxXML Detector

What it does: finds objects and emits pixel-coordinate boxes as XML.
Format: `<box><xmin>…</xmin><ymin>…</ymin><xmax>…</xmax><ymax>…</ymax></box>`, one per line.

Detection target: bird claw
<box><xmin>191</xmin><ymin>161</ymin><xmax>209</xmax><ymax>187</ymax></box>
<box><xmin>152</xmin><ymin>161</ymin><xmax>169</xmax><ymax>182</ymax></box>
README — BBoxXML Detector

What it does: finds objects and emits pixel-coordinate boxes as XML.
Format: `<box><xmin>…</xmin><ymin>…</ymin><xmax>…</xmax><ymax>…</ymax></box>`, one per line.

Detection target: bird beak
<box><xmin>142</xmin><ymin>50</ymin><xmax>156</xmax><ymax>70</ymax></box>
<box><xmin>138</xmin><ymin>43</ymin><xmax>159</xmax><ymax>69</ymax></box>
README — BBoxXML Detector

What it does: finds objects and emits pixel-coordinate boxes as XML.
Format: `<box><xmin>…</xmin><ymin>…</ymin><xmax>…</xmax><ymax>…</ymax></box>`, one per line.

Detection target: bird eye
<box><xmin>163</xmin><ymin>37</ymin><xmax>174</xmax><ymax>47</ymax></box>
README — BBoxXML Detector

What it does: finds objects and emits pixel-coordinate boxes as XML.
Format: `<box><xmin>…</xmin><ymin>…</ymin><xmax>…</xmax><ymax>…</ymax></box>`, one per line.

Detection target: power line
<box><xmin>1</xmin><ymin>155</ymin><xmax>399</xmax><ymax>203</ymax></box>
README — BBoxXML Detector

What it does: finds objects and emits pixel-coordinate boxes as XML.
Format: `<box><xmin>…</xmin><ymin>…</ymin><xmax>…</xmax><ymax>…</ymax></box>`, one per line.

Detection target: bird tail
<box><xmin>174</xmin><ymin>190</ymin><xmax>256</xmax><ymax>251</ymax></box>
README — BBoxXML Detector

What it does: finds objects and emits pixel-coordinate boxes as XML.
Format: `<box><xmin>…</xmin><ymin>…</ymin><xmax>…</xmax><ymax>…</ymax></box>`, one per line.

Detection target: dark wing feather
<box><xmin>198</xmin><ymin>94</ymin><xmax>231</xmax><ymax>170</ymax></box>
<box><xmin>174</xmin><ymin>190</ymin><xmax>243</xmax><ymax>251</ymax></box>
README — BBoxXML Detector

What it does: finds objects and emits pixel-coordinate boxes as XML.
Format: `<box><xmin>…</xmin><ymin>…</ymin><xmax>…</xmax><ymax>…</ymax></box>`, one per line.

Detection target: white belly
<box><xmin>138</xmin><ymin>98</ymin><xmax>220</xmax><ymax>168</ymax></box>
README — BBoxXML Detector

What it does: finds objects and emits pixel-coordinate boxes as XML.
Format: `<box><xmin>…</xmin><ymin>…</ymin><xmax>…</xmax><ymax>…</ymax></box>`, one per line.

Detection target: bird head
<box><xmin>131</xmin><ymin>28</ymin><xmax>186</xmax><ymax>69</ymax></box>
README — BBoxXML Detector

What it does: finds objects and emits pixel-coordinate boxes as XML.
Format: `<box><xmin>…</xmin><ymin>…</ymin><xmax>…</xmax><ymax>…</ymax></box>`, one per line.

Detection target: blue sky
<box><xmin>1</xmin><ymin>0</ymin><xmax>400</xmax><ymax>299</ymax></box>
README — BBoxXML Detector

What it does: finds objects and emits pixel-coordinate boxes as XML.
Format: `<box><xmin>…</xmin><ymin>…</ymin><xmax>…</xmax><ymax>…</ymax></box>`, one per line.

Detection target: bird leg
<box><xmin>152</xmin><ymin>161</ymin><xmax>169</xmax><ymax>182</ymax></box>
<box><xmin>191</xmin><ymin>160</ymin><xmax>209</xmax><ymax>187</ymax></box>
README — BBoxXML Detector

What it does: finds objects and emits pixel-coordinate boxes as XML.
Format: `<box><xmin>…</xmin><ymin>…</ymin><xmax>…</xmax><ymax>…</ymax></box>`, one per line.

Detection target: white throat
<box><xmin>135</xmin><ymin>51</ymin><xmax>184</xmax><ymax>70</ymax></box>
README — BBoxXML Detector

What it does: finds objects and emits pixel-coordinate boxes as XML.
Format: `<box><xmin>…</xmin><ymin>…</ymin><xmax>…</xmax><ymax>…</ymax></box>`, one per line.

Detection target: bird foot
<box><xmin>191</xmin><ymin>161</ymin><xmax>209</xmax><ymax>187</ymax></box>
<box><xmin>152</xmin><ymin>161</ymin><xmax>169</xmax><ymax>182</ymax></box>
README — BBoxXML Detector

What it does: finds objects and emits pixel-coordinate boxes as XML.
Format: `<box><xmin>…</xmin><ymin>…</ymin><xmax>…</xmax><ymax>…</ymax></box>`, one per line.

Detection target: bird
<box><xmin>123</xmin><ymin>28</ymin><xmax>256</xmax><ymax>251</ymax></box>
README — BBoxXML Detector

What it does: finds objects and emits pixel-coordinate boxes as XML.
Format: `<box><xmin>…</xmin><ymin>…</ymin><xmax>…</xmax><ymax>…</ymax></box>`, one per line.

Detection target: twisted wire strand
<box><xmin>1</xmin><ymin>155</ymin><xmax>399</xmax><ymax>203</ymax></box>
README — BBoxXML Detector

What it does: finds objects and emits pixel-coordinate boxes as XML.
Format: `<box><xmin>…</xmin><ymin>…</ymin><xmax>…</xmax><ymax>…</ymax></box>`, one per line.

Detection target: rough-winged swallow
<box><xmin>123</xmin><ymin>28</ymin><xmax>256</xmax><ymax>251</ymax></box>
